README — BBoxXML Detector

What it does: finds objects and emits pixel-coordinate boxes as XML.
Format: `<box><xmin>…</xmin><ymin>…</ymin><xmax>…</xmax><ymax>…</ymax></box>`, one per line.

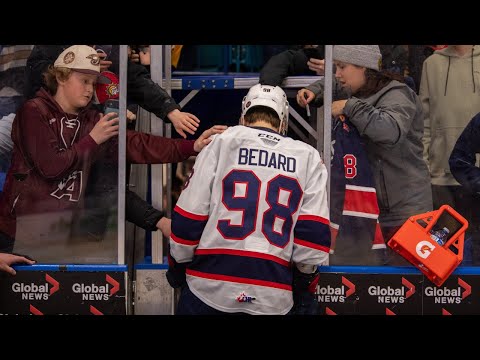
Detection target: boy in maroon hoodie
<box><xmin>0</xmin><ymin>45</ymin><xmax>225</xmax><ymax>259</ymax></box>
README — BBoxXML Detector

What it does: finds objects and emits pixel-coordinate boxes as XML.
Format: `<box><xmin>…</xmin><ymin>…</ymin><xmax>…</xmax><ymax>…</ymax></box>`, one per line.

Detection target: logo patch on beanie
<box><xmin>86</xmin><ymin>54</ymin><xmax>100</xmax><ymax>66</ymax></box>
<box><xmin>63</xmin><ymin>52</ymin><xmax>75</xmax><ymax>64</ymax></box>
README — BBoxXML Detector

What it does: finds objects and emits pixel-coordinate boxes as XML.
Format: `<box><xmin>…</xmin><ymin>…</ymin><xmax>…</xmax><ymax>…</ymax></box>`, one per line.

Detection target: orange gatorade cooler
<box><xmin>387</xmin><ymin>205</ymin><xmax>469</xmax><ymax>287</ymax></box>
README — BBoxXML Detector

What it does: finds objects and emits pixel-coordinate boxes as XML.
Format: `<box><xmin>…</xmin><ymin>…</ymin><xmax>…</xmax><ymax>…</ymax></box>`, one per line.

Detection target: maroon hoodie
<box><xmin>0</xmin><ymin>88</ymin><xmax>196</xmax><ymax>238</ymax></box>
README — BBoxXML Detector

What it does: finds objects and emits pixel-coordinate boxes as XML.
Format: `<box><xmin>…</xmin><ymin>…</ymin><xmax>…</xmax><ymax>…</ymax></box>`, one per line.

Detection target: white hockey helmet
<box><xmin>241</xmin><ymin>84</ymin><xmax>289</xmax><ymax>134</ymax></box>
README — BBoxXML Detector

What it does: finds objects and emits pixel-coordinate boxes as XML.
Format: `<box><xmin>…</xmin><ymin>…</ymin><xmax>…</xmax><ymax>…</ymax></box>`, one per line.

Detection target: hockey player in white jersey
<box><xmin>167</xmin><ymin>84</ymin><xmax>331</xmax><ymax>315</ymax></box>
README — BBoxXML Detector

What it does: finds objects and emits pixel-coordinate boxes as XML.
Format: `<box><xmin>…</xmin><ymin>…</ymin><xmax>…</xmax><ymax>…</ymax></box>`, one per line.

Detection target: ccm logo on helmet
<box><xmin>416</xmin><ymin>240</ymin><xmax>435</xmax><ymax>259</ymax></box>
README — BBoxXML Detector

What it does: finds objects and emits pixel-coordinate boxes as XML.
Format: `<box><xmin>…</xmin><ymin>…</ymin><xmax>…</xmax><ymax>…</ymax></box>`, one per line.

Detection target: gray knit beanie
<box><xmin>333</xmin><ymin>45</ymin><xmax>382</xmax><ymax>71</ymax></box>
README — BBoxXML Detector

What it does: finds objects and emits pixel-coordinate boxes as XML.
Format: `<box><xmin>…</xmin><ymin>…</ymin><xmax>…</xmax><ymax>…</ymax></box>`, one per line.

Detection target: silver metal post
<box><xmin>117</xmin><ymin>45</ymin><xmax>128</xmax><ymax>264</ymax></box>
<box><xmin>150</xmin><ymin>45</ymin><xmax>164</xmax><ymax>264</ymax></box>
<box><xmin>323</xmin><ymin>45</ymin><xmax>333</xmax><ymax>205</ymax></box>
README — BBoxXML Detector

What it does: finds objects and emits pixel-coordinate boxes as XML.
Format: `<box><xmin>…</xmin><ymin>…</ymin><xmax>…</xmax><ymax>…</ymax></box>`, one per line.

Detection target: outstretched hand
<box><xmin>307</xmin><ymin>58</ymin><xmax>325</xmax><ymax>75</ymax></box>
<box><xmin>296</xmin><ymin>89</ymin><xmax>315</xmax><ymax>108</ymax></box>
<box><xmin>0</xmin><ymin>253</ymin><xmax>36</xmax><ymax>275</ymax></box>
<box><xmin>167</xmin><ymin>109</ymin><xmax>200</xmax><ymax>138</ymax></box>
<box><xmin>157</xmin><ymin>217</ymin><xmax>171</xmax><ymax>238</ymax></box>
<box><xmin>193</xmin><ymin>125</ymin><xmax>228</xmax><ymax>152</ymax></box>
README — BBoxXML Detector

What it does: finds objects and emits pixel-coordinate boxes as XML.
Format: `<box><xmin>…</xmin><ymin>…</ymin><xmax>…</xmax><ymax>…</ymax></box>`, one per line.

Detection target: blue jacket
<box><xmin>449</xmin><ymin>112</ymin><xmax>480</xmax><ymax>194</ymax></box>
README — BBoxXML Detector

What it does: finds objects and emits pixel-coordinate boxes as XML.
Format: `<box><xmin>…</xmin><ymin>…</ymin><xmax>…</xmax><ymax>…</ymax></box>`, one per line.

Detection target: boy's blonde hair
<box><xmin>43</xmin><ymin>66</ymin><xmax>72</xmax><ymax>95</ymax></box>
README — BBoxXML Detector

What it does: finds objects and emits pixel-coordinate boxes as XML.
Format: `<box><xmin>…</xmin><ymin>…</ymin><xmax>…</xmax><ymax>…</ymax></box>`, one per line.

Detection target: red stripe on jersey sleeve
<box><xmin>174</xmin><ymin>205</ymin><xmax>209</xmax><ymax>221</ymax></box>
<box><xmin>298</xmin><ymin>215</ymin><xmax>329</xmax><ymax>225</ymax></box>
<box><xmin>171</xmin><ymin>232</ymin><xmax>200</xmax><ymax>246</ymax></box>
<box><xmin>294</xmin><ymin>238</ymin><xmax>330</xmax><ymax>253</ymax></box>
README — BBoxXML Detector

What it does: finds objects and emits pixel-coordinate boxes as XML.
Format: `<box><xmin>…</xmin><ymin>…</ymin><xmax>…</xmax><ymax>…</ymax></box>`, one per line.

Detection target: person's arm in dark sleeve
<box><xmin>127</xmin><ymin>61</ymin><xmax>180</xmax><ymax>120</ymax></box>
<box><xmin>108</xmin><ymin>45</ymin><xmax>119</xmax><ymax>75</ymax></box>
<box><xmin>126</xmin><ymin>130</ymin><xmax>197</xmax><ymax>164</ymax></box>
<box><xmin>125</xmin><ymin>188</ymin><xmax>164</xmax><ymax>231</ymax></box>
<box><xmin>449</xmin><ymin>113</ymin><xmax>480</xmax><ymax>194</ymax></box>
<box><xmin>259</xmin><ymin>49</ymin><xmax>300</xmax><ymax>86</ymax></box>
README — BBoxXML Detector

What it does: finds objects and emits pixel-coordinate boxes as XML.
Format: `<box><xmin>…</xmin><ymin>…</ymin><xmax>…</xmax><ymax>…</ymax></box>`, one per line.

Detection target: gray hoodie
<box><xmin>306</xmin><ymin>79</ymin><xmax>432</xmax><ymax>227</ymax></box>
<box><xmin>419</xmin><ymin>45</ymin><xmax>480</xmax><ymax>186</ymax></box>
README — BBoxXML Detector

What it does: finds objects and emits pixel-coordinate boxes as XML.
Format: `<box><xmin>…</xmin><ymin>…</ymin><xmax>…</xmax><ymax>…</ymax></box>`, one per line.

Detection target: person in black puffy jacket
<box><xmin>259</xmin><ymin>45</ymin><xmax>325</xmax><ymax>86</ymax></box>
<box><xmin>449</xmin><ymin>112</ymin><xmax>480</xmax><ymax>265</ymax></box>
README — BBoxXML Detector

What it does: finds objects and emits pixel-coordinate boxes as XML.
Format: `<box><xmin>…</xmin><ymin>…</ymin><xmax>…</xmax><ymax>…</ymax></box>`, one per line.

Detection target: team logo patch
<box><xmin>106</xmin><ymin>83</ymin><xmax>118</xmax><ymax>97</ymax></box>
<box><xmin>236</xmin><ymin>292</ymin><xmax>256</xmax><ymax>303</ymax></box>
<box><xmin>245</xmin><ymin>101</ymin><xmax>251</xmax><ymax>109</ymax></box>
<box><xmin>63</xmin><ymin>51</ymin><xmax>75</xmax><ymax>64</ymax></box>
<box><xmin>87</xmin><ymin>54</ymin><xmax>100</xmax><ymax>66</ymax></box>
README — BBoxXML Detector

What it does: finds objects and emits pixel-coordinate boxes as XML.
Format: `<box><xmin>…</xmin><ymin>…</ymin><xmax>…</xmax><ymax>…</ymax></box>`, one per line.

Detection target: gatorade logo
<box><xmin>416</xmin><ymin>240</ymin><xmax>435</xmax><ymax>259</ymax></box>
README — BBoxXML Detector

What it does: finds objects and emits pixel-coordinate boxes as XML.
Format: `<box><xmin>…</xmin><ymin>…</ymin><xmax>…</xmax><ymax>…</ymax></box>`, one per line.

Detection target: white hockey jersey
<box><xmin>170</xmin><ymin>125</ymin><xmax>330</xmax><ymax>315</ymax></box>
